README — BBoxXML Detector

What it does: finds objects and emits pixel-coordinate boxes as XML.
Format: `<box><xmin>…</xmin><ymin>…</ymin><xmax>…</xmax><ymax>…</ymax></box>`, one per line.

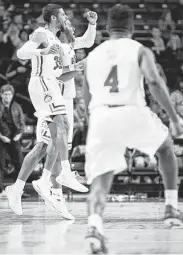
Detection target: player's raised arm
<box><xmin>74</xmin><ymin>11</ymin><xmax>97</xmax><ymax>50</ymax></box>
<box><xmin>139</xmin><ymin>46</ymin><xmax>182</xmax><ymax>134</ymax></box>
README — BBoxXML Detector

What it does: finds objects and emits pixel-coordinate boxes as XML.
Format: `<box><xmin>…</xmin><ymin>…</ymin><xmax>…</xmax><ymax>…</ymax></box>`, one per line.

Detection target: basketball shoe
<box><xmin>5</xmin><ymin>185</ymin><xmax>23</xmax><ymax>215</ymax></box>
<box><xmin>45</xmin><ymin>188</ymin><xmax>75</xmax><ymax>220</ymax></box>
<box><xmin>56</xmin><ymin>170</ymin><xmax>88</xmax><ymax>193</ymax></box>
<box><xmin>164</xmin><ymin>204</ymin><xmax>183</xmax><ymax>227</ymax></box>
<box><xmin>84</xmin><ymin>226</ymin><xmax>108</xmax><ymax>254</ymax></box>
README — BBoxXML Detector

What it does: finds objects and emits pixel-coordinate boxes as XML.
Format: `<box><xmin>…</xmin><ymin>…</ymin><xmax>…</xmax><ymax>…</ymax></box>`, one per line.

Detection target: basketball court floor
<box><xmin>0</xmin><ymin>196</ymin><xmax>183</xmax><ymax>254</ymax></box>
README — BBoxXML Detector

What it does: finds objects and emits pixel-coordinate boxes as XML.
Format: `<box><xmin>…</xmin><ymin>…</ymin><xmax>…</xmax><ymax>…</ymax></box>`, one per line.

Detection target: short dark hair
<box><xmin>42</xmin><ymin>4</ymin><xmax>62</xmax><ymax>23</ymax></box>
<box><xmin>107</xmin><ymin>4</ymin><xmax>134</xmax><ymax>32</ymax></box>
<box><xmin>0</xmin><ymin>84</ymin><xmax>14</xmax><ymax>95</ymax></box>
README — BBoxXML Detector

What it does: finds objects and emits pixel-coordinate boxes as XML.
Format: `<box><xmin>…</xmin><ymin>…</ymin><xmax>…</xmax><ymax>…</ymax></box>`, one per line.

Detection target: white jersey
<box><xmin>31</xmin><ymin>27</ymin><xmax>63</xmax><ymax>78</ymax></box>
<box><xmin>86</xmin><ymin>38</ymin><xmax>146</xmax><ymax>111</ymax></box>
<box><xmin>62</xmin><ymin>43</ymin><xmax>76</xmax><ymax>98</ymax></box>
<box><xmin>61</xmin><ymin>24</ymin><xmax>97</xmax><ymax>99</ymax></box>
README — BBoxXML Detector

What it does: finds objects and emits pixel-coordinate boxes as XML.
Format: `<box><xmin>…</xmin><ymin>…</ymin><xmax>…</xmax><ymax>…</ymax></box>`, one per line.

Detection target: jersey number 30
<box><xmin>104</xmin><ymin>65</ymin><xmax>119</xmax><ymax>93</ymax></box>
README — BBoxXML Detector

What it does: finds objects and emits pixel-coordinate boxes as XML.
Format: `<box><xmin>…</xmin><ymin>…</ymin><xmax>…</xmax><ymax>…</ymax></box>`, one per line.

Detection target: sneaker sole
<box><xmin>5</xmin><ymin>187</ymin><xmax>22</xmax><ymax>216</ymax></box>
<box><xmin>56</xmin><ymin>177</ymin><xmax>88</xmax><ymax>193</ymax></box>
<box><xmin>164</xmin><ymin>218</ymin><xmax>183</xmax><ymax>228</ymax></box>
<box><xmin>51</xmin><ymin>203</ymin><xmax>75</xmax><ymax>220</ymax></box>
<box><xmin>44</xmin><ymin>195</ymin><xmax>75</xmax><ymax>220</ymax></box>
<box><xmin>84</xmin><ymin>236</ymin><xmax>102</xmax><ymax>254</ymax></box>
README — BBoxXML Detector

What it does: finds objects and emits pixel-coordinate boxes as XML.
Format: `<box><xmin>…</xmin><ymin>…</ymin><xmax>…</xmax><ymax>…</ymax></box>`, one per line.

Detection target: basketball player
<box><xmin>5</xmin><ymin>11</ymin><xmax>97</xmax><ymax>218</ymax></box>
<box><xmin>83</xmin><ymin>4</ymin><xmax>183</xmax><ymax>254</ymax></box>
<box><xmin>47</xmin><ymin>14</ymin><xmax>97</xmax><ymax>207</ymax></box>
<box><xmin>5</xmin><ymin>4</ymin><xmax>84</xmax><ymax>216</ymax></box>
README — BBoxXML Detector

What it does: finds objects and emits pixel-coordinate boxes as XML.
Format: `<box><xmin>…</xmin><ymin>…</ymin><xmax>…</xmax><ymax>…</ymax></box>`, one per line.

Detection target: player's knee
<box><xmin>47</xmin><ymin>140</ymin><xmax>59</xmax><ymax>156</ymax></box>
<box><xmin>156</xmin><ymin>134</ymin><xmax>174</xmax><ymax>158</ymax></box>
<box><xmin>88</xmin><ymin>188</ymin><xmax>106</xmax><ymax>206</ymax></box>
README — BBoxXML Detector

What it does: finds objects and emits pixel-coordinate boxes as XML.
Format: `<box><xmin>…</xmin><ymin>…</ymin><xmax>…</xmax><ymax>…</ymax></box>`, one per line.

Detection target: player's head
<box><xmin>107</xmin><ymin>4</ymin><xmax>134</xmax><ymax>36</ymax></box>
<box><xmin>42</xmin><ymin>4</ymin><xmax>67</xmax><ymax>32</ymax></box>
<box><xmin>65</xmin><ymin>19</ymin><xmax>75</xmax><ymax>43</ymax></box>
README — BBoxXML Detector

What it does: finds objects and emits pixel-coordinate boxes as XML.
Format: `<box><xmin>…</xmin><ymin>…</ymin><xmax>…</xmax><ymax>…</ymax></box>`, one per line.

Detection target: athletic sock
<box><xmin>88</xmin><ymin>214</ymin><xmax>104</xmax><ymax>235</ymax></box>
<box><xmin>165</xmin><ymin>189</ymin><xmax>178</xmax><ymax>209</ymax></box>
<box><xmin>14</xmin><ymin>179</ymin><xmax>25</xmax><ymax>192</ymax></box>
<box><xmin>40</xmin><ymin>168</ymin><xmax>51</xmax><ymax>183</ymax></box>
<box><xmin>61</xmin><ymin>160</ymin><xmax>72</xmax><ymax>176</ymax></box>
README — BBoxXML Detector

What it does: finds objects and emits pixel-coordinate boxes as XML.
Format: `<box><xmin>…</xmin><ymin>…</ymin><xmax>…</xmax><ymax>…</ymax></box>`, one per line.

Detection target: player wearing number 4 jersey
<box><xmin>84</xmin><ymin>4</ymin><xmax>183</xmax><ymax>254</ymax></box>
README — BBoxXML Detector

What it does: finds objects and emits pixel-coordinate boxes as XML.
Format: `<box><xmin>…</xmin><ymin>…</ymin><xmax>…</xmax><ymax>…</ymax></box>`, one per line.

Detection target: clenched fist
<box><xmin>86</xmin><ymin>11</ymin><xmax>98</xmax><ymax>25</ymax></box>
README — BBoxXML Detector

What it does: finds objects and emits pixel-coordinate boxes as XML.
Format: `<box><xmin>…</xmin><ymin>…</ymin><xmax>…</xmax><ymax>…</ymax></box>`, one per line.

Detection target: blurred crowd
<box><xmin>1</xmin><ymin>0</ymin><xmax>183</xmax><ymax>192</ymax></box>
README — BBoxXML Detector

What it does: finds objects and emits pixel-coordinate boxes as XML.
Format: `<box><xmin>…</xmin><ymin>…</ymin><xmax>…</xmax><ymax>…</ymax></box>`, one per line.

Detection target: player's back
<box><xmin>86</xmin><ymin>38</ymin><xmax>146</xmax><ymax>111</ymax></box>
<box><xmin>31</xmin><ymin>27</ymin><xmax>63</xmax><ymax>78</ymax></box>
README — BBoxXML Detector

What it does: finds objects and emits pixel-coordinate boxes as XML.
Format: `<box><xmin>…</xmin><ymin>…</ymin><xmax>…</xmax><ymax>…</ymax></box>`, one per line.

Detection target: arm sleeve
<box><xmin>17</xmin><ymin>41</ymin><xmax>42</xmax><ymax>60</ymax></box>
<box><xmin>74</xmin><ymin>24</ymin><xmax>96</xmax><ymax>50</ymax></box>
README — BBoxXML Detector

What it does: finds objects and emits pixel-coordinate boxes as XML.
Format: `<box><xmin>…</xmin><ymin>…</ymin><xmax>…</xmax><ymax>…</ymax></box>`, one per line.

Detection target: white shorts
<box><xmin>85</xmin><ymin>105</ymin><xmax>168</xmax><ymax>185</ymax></box>
<box><xmin>36</xmin><ymin>98</ymin><xmax>74</xmax><ymax>150</ymax></box>
<box><xmin>28</xmin><ymin>76</ymin><xmax>66</xmax><ymax>119</ymax></box>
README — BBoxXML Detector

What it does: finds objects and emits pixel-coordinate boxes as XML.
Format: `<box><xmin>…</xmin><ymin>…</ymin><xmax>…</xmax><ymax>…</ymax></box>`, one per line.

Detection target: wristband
<box><xmin>69</xmin><ymin>64</ymin><xmax>75</xmax><ymax>71</ymax></box>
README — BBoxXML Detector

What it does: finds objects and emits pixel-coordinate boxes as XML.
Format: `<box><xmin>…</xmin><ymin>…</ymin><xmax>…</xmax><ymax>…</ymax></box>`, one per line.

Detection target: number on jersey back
<box><xmin>104</xmin><ymin>65</ymin><xmax>119</xmax><ymax>93</ymax></box>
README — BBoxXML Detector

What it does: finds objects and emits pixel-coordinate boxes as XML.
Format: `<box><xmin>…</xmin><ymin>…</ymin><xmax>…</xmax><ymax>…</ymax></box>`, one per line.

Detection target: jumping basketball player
<box><xmin>5</xmin><ymin>4</ymin><xmax>82</xmax><ymax>215</ymax></box>
<box><xmin>5</xmin><ymin>10</ymin><xmax>97</xmax><ymax>219</ymax></box>
<box><xmin>83</xmin><ymin>4</ymin><xmax>183</xmax><ymax>254</ymax></box>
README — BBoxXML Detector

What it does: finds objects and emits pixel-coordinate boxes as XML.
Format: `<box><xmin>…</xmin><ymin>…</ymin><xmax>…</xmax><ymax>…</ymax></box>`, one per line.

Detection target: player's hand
<box><xmin>0</xmin><ymin>135</ymin><xmax>11</xmax><ymax>143</ymax></box>
<box><xmin>13</xmin><ymin>133</ymin><xmax>22</xmax><ymax>142</ymax></box>
<box><xmin>74</xmin><ymin>60</ymin><xmax>85</xmax><ymax>72</ymax></box>
<box><xmin>86</xmin><ymin>11</ymin><xmax>98</xmax><ymax>25</ymax></box>
<box><xmin>41</xmin><ymin>44</ymin><xmax>59</xmax><ymax>55</ymax></box>
<box><xmin>170</xmin><ymin>120</ymin><xmax>183</xmax><ymax>138</ymax></box>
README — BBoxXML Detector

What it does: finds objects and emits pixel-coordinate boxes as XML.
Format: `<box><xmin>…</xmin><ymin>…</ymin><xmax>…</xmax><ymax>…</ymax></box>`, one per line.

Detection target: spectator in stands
<box><xmin>73</xmin><ymin>98</ymin><xmax>88</xmax><ymax>148</ymax></box>
<box><xmin>171</xmin><ymin>0</ymin><xmax>183</xmax><ymax>27</ymax></box>
<box><xmin>167</xmin><ymin>30</ymin><xmax>182</xmax><ymax>52</ymax></box>
<box><xmin>75</xmin><ymin>49</ymin><xmax>86</xmax><ymax>62</ymax></box>
<box><xmin>6</xmin><ymin>58</ymin><xmax>31</xmax><ymax>97</ymax></box>
<box><xmin>159</xmin><ymin>9</ymin><xmax>176</xmax><ymax>43</ymax></box>
<box><xmin>0</xmin><ymin>84</ymin><xmax>25</xmax><ymax>187</ymax></box>
<box><xmin>151</xmin><ymin>27</ymin><xmax>165</xmax><ymax>56</ymax></box>
<box><xmin>13</xmin><ymin>14</ymin><xmax>23</xmax><ymax>31</ymax></box>
<box><xmin>0</xmin><ymin>30</ymin><xmax>14</xmax><ymax>61</ymax></box>
<box><xmin>65</xmin><ymin>9</ymin><xmax>85</xmax><ymax>37</ymax></box>
<box><xmin>171</xmin><ymin>79</ymin><xmax>183</xmax><ymax>119</ymax></box>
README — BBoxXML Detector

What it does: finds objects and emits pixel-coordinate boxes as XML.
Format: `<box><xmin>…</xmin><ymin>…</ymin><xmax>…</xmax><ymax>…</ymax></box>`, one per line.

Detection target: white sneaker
<box><xmin>45</xmin><ymin>189</ymin><xmax>75</xmax><ymax>220</ymax></box>
<box><xmin>56</xmin><ymin>172</ymin><xmax>88</xmax><ymax>193</ymax></box>
<box><xmin>5</xmin><ymin>185</ymin><xmax>23</xmax><ymax>215</ymax></box>
<box><xmin>32</xmin><ymin>179</ymin><xmax>52</xmax><ymax>204</ymax></box>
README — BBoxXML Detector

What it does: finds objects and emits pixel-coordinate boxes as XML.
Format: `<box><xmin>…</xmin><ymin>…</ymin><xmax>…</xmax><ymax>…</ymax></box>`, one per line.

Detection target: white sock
<box><xmin>88</xmin><ymin>214</ymin><xmax>104</xmax><ymax>235</ymax></box>
<box><xmin>14</xmin><ymin>179</ymin><xmax>25</xmax><ymax>192</ymax></box>
<box><xmin>41</xmin><ymin>168</ymin><xmax>51</xmax><ymax>183</ymax></box>
<box><xmin>165</xmin><ymin>189</ymin><xmax>178</xmax><ymax>209</ymax></box>
<box><xmin>61</xmin><ymin>160</ymin><xmax>71</xmax><ymax>175</ymax></box>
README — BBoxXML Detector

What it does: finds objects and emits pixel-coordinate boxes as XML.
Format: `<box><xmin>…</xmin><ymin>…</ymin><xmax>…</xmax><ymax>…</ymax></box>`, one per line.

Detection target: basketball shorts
<box><xmin>36</xmin><ymin>98</ymin><xmax>74</xmax><ymax>150</ymax></box>
<box><xmin>28</xmin><ymin>76</ymin><xmax>66</xmax><ymax>119</ymax></box>
<box><xmin>85</xmin><ymin>105</ymin><xmax>168</xmax><ymax>185</ymax></box>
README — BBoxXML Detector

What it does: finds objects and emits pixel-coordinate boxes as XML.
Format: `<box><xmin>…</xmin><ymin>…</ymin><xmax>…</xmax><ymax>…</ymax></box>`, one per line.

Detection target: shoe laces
<box><xmin>72</xmin><ymin>171</ymin><xmax>85</xmax><ymax>183</ymax></box>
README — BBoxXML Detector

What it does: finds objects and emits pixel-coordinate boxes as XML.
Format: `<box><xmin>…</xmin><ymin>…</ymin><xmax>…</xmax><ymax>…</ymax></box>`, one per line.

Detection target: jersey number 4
<box><xmin>104</xmin><ymin>65</ymin><xmax>119</xmax><ymax>93</ymax></box>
